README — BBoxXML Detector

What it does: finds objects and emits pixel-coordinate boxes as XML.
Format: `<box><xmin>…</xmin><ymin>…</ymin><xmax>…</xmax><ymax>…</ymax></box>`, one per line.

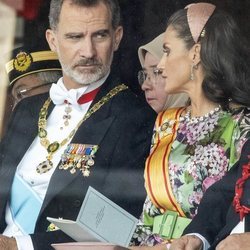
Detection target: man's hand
<box><xmin>0</xmin><ymin>235</ymin><xmax>17</xmax><ymax>250</ymax></box>
<box><xmin>169</xmin><ymin>235</ymin><xmax>203</xmax><ymax>250</ymax></box>
<box><xmin>216</xmin><ymin>232</ymin><xmax>250</xmax><ymax>250</ymax></box>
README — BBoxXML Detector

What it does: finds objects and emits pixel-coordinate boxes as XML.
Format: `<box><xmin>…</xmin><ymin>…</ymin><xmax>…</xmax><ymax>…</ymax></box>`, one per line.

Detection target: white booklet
<box><xmin>47</xmin><ymin>186</ymin><xmax>138</xmax><ymax>247</ymax></box>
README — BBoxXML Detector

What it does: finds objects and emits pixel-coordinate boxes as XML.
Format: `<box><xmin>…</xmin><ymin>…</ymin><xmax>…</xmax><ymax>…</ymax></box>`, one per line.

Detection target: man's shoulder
<box><xmin>16</xmin><ymin>92</ymin><xmax>49</xmax><ymax>107</ymax></box>
<box><xmin>13</xmin><ymin>92</ymin><xmax>50</xmax><ymax>118</ymax></box>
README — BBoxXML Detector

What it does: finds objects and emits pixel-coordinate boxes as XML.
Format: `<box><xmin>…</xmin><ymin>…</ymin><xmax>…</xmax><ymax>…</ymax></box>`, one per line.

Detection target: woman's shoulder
<box><xmin>231</xmin><ymin>106</ymin><xmax>250</xmax><ymax>151</ymax></box>
<box><xmin>230</xmin><ymin>106</ymin><xmax>250</xmax><ymax>122</ymax></box>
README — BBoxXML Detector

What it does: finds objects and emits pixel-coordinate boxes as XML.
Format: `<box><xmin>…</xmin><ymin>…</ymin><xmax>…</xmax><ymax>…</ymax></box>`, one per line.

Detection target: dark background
<box><xmin>21</xmin><ymin>0</ymin><xmax>250</xmax><ymax>94</ymax></box>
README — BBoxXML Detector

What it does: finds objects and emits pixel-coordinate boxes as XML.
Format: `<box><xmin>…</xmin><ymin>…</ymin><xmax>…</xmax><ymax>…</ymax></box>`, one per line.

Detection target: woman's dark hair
<box><xmin>167</xmin><ymin>8</ymin><xmax>250</xmax><ymax>109</ymax></box>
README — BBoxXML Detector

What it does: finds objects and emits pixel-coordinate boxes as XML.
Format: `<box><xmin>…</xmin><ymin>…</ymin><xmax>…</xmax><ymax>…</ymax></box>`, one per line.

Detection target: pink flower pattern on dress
<box><xmin>202</xmin><ymin>176</ymin><xmax>221</xmax><ymax>192</ymax></box>
<box><xmin>168</xmin><ymin>111</ymin><xmax>232</xmax><ymax>218</ymax></box>
<box><xmin>178</xmin><ymin>113</ymin><xmax>220</xmax><ymax>145</ymax></box>
<box><xmin>187</xmin><ymin>143</ymin><xmax>229</xmax><ymax>180</ymax></box>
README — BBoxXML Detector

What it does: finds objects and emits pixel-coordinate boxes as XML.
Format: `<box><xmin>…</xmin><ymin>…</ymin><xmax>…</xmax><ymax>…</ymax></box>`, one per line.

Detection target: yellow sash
<box><xmin>145</xmin><ymin>107</ymin><xmax>186</xmax><ymax>217</ymax></box>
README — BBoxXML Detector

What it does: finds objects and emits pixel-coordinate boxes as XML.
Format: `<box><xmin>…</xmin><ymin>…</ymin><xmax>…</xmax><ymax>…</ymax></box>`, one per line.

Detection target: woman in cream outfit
<box><xmin>137</xmin><ymin>33</ymin><xmax>188</xmax><ymax>113</ymax></box>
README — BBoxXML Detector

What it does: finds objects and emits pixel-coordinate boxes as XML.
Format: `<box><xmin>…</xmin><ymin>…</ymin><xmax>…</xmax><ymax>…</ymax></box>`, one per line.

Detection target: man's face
<box><xmin>46</xmin><ymin>1</ymin><xmax>123</xmax><ymax>88</ymax></box>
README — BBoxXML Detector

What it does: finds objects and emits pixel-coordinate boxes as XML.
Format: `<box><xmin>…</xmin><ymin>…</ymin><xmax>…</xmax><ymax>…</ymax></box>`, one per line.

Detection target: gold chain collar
<box><xmin>36</xmin><ymin>84</ymin><xmax>128</xmax><ymax>174</ymax></box>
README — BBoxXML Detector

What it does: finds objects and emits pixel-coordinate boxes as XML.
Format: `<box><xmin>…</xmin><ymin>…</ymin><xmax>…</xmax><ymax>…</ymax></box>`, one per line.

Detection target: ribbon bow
<box><xmin>50</xmin><ymin>83</ymin><xmax>83</xmax><ymax>106</ymax></box>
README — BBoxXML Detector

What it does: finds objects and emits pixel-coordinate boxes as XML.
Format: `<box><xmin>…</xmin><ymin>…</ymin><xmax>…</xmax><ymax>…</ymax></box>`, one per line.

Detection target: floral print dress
<box><xmin>131</xmin><ymin>107</ymin><xmax>250</xmax><ymax>246</ymax></box>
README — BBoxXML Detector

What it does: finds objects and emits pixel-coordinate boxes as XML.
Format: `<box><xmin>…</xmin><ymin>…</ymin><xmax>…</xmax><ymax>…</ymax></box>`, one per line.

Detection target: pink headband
<box><xmin>185</xmin><ymin>3</ymin><xmax>216</xmax><ymax>43</ymax></box>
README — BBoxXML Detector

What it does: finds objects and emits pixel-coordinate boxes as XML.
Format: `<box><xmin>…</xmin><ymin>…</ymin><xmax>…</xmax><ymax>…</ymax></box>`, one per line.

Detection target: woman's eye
<box><xmin>163</xmin><ymin>48</ymin><xmax>170</xmax><ymax>56</ymax></box>
<box><xmin>153</xmin><ymin>68</ymin><xmax>162</xmax><ymax>76</ymax></box>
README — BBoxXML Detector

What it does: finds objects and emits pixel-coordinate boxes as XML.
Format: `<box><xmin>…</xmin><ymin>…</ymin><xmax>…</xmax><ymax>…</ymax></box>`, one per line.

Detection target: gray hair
<box><xmin>37</xmin><ymin>70</ymin><xmax>62</xmax><ymax>83</ymax></box>
<box><xmin>49</xmin><ymin>0</ymin><xmax>121</xmax><ymax>30</ymax></box>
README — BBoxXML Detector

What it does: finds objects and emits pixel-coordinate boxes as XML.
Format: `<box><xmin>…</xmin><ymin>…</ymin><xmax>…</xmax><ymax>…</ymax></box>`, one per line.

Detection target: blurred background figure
<box><xmin>6</xmin><ymin>45</ymin><xmax>62</xmax><ymax>107</ymax></box>
<box><xmin>1</xmin><ymin>45</ymin><xmax>62</xmax><ymax>139</ymax></box>
<box><xmin>138</xmin><ymin>33</ymin><xmax>188</xmax><ymax>113</ymax></box>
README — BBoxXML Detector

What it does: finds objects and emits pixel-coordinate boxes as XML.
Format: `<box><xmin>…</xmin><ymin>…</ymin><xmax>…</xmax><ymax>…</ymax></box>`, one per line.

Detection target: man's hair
<box><xmin>37</xmin><ymin>70</ymin><xmax>62</xmax><ymax>84</ymax></box>
<box><xmin>49</xmin><ymin>0</ymin><xmax>121</xmax><ymax>30</ymax></box>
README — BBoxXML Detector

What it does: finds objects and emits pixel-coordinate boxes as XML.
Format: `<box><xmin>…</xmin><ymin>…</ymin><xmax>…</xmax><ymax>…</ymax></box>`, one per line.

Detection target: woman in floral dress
<box><xmin>130</xmin><ymin>2</ymin><xmax>250</xmax><ymax>248</ymax></box>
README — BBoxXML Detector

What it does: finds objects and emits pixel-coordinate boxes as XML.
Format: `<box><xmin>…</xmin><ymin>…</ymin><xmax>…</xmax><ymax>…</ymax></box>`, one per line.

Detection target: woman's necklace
<box><xmin>36</xmin><ymin>84</ymin><xmax>128</xmax><ymax>174</ymax></box>
<box><xmin>180</xmin><ymin>105</ymin><xmax>222</xmax><ymax>124</ymax></box>
<box><xmin>179</xmin><ymin>105</ymin><xmax>223</xmax><ymax>145</ymax></box>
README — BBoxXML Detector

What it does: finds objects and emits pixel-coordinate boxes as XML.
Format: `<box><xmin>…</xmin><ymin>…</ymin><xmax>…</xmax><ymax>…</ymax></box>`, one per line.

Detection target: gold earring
<box><xmin>190</xmin><ymin>63</ymin><xmax>198</xmax><ymax>80</ymax></box>
<box><xmin>190</xmin><ymin>64</ymin><xmax>194</xmax><ymax>80</ymax></box>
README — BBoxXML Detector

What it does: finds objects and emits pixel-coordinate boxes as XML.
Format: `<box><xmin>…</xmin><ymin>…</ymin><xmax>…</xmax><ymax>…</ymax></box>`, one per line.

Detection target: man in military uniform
<box><xmin>6</xmin><ymin>46</ymin><xmax>62</xmax><ymax>106</ymax></box>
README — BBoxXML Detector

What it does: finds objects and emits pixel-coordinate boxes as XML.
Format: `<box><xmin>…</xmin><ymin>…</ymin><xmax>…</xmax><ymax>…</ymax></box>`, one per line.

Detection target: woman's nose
<box><xmin>141</xmin><ymin>77</ymin><xmax>153</xmax><ymax>91</ymax></box>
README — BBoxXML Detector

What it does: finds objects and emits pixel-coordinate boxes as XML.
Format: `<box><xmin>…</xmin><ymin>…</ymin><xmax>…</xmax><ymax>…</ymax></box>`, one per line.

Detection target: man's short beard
<box><xmin>59</xmin><ymin>56</ymin><xmax>113</xmax><ymax>85</ymax></box>
<box><xmin>62</xmin><ymin>63</ymin><xmax>109</xmax><ymax>85</ymax></box>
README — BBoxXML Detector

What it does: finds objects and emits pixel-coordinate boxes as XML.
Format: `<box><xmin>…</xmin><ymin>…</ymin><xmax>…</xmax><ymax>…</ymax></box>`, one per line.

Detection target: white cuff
<box><xmin>15</xmin><ymin>235</ymin><xmax>34</xmax><ymax>250</ymax></box>
<box><xmin>186</xmin><ymin>233</ymin><xmax>210</xmax><ymax>250</ymax></box>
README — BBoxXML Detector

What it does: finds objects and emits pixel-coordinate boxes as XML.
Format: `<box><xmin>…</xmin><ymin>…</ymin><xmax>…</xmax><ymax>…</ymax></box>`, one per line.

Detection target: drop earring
<box><xmin>190</xmin><ymin>63</ymin><xmax>198</xmax><ymax>80</ymax></box>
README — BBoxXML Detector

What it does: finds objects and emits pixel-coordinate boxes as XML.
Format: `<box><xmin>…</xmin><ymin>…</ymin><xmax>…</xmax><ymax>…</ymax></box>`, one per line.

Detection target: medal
<box><xmin>59</xmin><ymin>144</ymin><xmax>98</xmax><ymax>177</ymax></box>
<box><xmin>36</xmin><ymin>160</ymin><xmax>53</xmax><ymax>174</ymax></box>
<box><xmin>36</xmin><ymin>84</ymin><xmax>127</xmax><ymax>175</ymax></box>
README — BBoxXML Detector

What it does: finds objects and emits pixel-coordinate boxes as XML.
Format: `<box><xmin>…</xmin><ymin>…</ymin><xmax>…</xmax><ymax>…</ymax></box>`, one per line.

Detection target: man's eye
<box><xmin>97</xmin><ymin>33</ymin><xmax>106</xmax><ymax>38</ymax></box>
<box><xmin>70</xmin><ymin>35</ymin><xmax>81</xmax><ymax>39</ymax></box>
<box><xmin>16</xmin><ymin>90</ymin><xmax>27</xmax><ymax>101</ymax></box>
<box><xmin>66</xmin><ymin>34</ymin><xmax>82</xmax><ymax>40</ymax></box>
<box><xmin>94</xmin><ymin>31</ymin><xmax>109</xmax><ymax>40</ymax></box>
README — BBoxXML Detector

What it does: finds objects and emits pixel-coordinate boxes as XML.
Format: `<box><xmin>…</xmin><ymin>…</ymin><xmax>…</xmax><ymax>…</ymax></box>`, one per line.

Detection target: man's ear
<box><xmin>113</xmin><ymin>26</ymin><xmax>123</xmax><ymax>51</ymax></box>
<box><xmin>46</xmin><ymin>29</ymin><xmax>58</xmax><ymax>52</ymax></box>
<box><xmin>189</xmin><ymin>43</ymin><xmax>201</xmax><ymax>66</ymax></box>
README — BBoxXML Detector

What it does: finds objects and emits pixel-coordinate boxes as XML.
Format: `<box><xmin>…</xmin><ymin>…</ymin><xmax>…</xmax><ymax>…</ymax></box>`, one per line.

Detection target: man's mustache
<box><xmin>74</xmin><ymin>58</ymin><xmax>101</xmax><ymax>67</ymax></box>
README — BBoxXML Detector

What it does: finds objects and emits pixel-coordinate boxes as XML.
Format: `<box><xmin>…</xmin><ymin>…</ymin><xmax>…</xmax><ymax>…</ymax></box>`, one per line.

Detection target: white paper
<box><xmin>47</xmin><ymin>186</ymin><xmax>138</xmax><ymax>247</ymax></box>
